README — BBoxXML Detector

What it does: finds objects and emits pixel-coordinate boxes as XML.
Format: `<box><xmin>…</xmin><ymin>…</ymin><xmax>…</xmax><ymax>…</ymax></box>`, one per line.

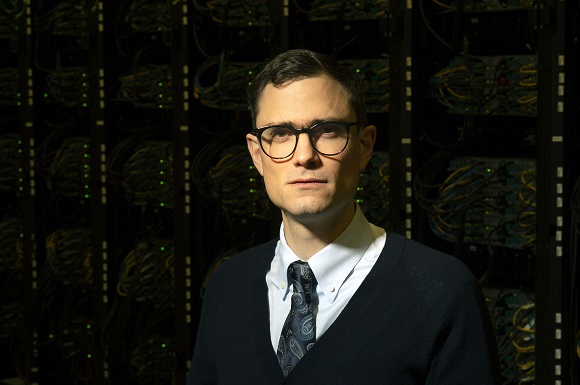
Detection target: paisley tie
<box><xmin>277</xmin><ymin>261</ymin><xmax>317</xmax><ymax>377</ymax></box>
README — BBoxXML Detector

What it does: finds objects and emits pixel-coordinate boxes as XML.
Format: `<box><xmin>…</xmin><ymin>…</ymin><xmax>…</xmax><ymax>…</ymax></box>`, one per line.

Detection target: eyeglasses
<box><xmin>250</xmin><ymin>121</ymin><xmax>365</xmax><ymax>160</ymax></box>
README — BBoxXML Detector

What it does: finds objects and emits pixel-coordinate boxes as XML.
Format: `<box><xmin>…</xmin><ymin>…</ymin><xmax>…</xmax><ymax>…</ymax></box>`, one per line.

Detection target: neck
<box><xmin>281</xmin><ymin>202</ymin><xmax>356</xmax><ymax>260</ymax></box>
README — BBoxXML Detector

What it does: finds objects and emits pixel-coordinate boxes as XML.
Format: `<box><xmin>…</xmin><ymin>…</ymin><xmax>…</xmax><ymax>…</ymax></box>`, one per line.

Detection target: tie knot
<box><xmin>288</xmin><ymin>261</ymin><xmax>316</xmax><ymax>297</ymax></box>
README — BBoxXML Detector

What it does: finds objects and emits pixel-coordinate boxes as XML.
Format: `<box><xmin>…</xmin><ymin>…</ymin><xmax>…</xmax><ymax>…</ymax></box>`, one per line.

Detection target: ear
<box><xmin>246</xmin><ymin>133</ymin><xmax>265</xmax><ymax>176</ymax></box>
<box><xmin>358</xmin><ymin>124</ymin><xmax>377</xmax><ymax>171</ymax></box>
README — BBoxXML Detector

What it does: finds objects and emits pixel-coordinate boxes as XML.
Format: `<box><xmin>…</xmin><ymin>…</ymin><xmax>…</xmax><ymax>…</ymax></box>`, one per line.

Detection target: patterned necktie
<box><xmin>277</xmin><ymin>261</ymin><xmax>317</xmax><ymax>377</ymax></box>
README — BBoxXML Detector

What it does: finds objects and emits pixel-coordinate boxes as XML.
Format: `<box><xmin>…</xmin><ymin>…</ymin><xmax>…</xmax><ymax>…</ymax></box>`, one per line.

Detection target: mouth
<box><xmin>289</xmin><ymin>178</ymin><xmax>327</xmax><ymax>185</ymax></box>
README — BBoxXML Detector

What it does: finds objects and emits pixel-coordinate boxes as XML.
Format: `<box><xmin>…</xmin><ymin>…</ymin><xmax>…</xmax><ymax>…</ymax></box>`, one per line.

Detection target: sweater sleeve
<box><xmin>424</xmin><ymin>273</ymin><xmax>501</xmax><ymax>385</ymax></box>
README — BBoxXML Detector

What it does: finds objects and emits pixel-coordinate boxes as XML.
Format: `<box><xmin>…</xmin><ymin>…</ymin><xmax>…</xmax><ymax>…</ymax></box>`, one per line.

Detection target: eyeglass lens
<box><xmin>260</xmin><ymin>122</ymin><xmax>349</xmax><ymax>159</ymax></box>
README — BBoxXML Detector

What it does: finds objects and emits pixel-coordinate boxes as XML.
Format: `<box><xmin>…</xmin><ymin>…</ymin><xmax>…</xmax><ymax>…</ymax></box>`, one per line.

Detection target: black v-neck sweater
<box><xmin>188</xmin><ymin>232</ymin><xmax>500</xmax><ymax>385</ymax></box>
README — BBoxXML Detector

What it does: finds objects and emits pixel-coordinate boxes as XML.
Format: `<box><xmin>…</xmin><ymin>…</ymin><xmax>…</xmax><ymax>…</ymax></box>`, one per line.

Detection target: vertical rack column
<box><xmin>172</xmin><ymin>0</ymin><xmax>193</xmax><ymax>383</ymax></box>
<box><xmin>534</xmin><ymin>0</ymin><xmax>569</xmax><ymax>382</ymax></box>
<box><xmin>388</xmin><ymin>0</ymin><xmax>414</xmax><ymax>238</ymax></box>
<box><xmin>20</xmin><ymin>0</ymin><xmax>39</xmax><ymax>383</ymax></box>
<box><xmin>89</xmin><ymin>0</ymin><xmax>109</xmax><ymax>383</ymax></box>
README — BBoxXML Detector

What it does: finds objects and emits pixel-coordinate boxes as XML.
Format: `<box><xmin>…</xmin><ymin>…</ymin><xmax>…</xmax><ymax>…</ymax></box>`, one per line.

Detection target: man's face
<box><xmin>246</xmin><ymin>75</ymin><xmax>376</xmax><ymax>223</ymax></box>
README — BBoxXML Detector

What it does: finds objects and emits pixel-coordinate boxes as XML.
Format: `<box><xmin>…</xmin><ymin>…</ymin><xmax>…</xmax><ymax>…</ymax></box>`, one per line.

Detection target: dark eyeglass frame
<box><xmin>249</xmin><ymin>121</ymin><xmax>366</xmax><ymax>160</ymax></box>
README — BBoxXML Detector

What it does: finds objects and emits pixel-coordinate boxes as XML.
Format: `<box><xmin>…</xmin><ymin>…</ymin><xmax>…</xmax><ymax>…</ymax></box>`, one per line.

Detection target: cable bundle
<box><xmin>193</xmin><ymin>57</ymin><xmax>262</xmax><ymax>110</ymax></box>
<box><xmin>117</xmin><ymin>238</ymin><xmax>174</xmax><ymax>304</ymax></box>
<box><xmin>356</xmin><ymin>151</ymin><xmax>389</xmax><ymax>226</ymax></box>
<box><xmin>45</xmin><ymin>67</ymin><xmax>90</xmax><ymax>107</ymax></box>
<box><xmin>117</xmin><ymin>64</ymin><xmax>172</xmax><ymax>109</ymax></box>
<box><xmin>35</xmin><ymin>0</ymin><xmax>89</xmax><ymax>37</ymax></box>
<box><xmin>415</xmin><ymin>155</ymin><xmax>536</xmax><ymax>248</ymax></box>
<box><xmin>296</xmin><ymin>0</ymin><xmax>389</xmax><ymax>20</ymax></box>
<box><xmin>47</xmin><ymin>136</ymin><xmax>91</xmax><ymax>199</ymax></box>
<box><xmin>120</xmin><ymin>141</ymin><xmax>174</xmax><ymax>208</ymax></box>
<box><xmin>0</xmin><ymin>300</ymin><xmax>24</xmax><ymax>339</ymax></box>
<box><xmin>485</xmin><ymin>288</ymin><xmax>535</xmax><ymax>384</ymax></box>
<box><xmin>193</xmin><ymin>0</ymin><xmax>270</xmax><ymax>27</ymax></box>
<box><xmin>0</xmin><ymin>0</ymin><xmax>23</xmax><ymax>40</ymax></box>
<box><xmin>0</xmin><ymin>217</ymin><xmax>23</xmax><ymax>271</ymax></box>
<box><xmin>209</xmin><ymin>145</ymin><xmax>269</xmax><ymax>219</ymax></box>
<box><xmin>45</xmin><ymin>227</ymin><xmax>93</xmax><ymax>285</ymax></box>
<box><xmin>0</xmin><ymin>133</ymin><xmax>22</xmax><ymax>193</ymax></box>
<box><xmin>430</xmin><ymin>55</ymin><xmax>537</xmax><ymax>116</ymax></box>
<box><xmin>129</xmin><ymin>334</ymin><xmax>176</xmax><ymax>383</ymax></box>
<box><xmin>126</xmin><ymin>0</ymin><xmax>171</xmax><ymax>33</ymax></box>
<box><xmin>0</xmin><ymin>68</ymin><xmax>20</xmax><ymax>106</ymax></box>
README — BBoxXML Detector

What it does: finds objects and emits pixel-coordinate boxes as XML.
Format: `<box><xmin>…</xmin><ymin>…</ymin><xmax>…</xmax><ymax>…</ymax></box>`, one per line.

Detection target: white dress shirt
<box><xmin>266</xmin><ymin>205</ymin><xmax>387</xmax><ymax>351</ymax></box>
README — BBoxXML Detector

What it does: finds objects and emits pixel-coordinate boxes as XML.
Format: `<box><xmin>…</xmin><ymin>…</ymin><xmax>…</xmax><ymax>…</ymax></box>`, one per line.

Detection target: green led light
<box><xmin>87</xmin><ymin>353</ymin><xmax>92</xmax><ymax>359</ymax></box>
<box><xmin>159</xmin><ymin>93</ymin><xmax>163</xmax><ymax>98</ymax></box>
<box><xmin>84</xmin><ymin>194</ymin><xmax>90</xmax><ymax>199</ymax></box>
<box><xmin>160</xmin><ymin>159</ymin><xmax>164</xmax><ymax>163</ymax></box>
<box><xmin>49</xmin><ymin>333</ymin><xmax>55</xmax><ymax>339</ymax></box>
<box><xmin>82</xmin><ymin>103</ymin><xmax>88</xmax><ymax>107</ymax></box>
<box><xmin>86</xmin><ymin>324</ymin><xmax>91</xmax><ymax>329</ymax></box>
<box><xmin>161</xmin><ymin>343</ymin><xmax>167</xmax><ymax>348</ymax></box>
<box><xmin>248</xmin><ymin>70</ymin><xmax>253</xmax><ymax>75</ymax></box>
<box><xmin>160</xmin><ymin>246</ymin><xmax>165</xmax><ymax>251</ymax></box>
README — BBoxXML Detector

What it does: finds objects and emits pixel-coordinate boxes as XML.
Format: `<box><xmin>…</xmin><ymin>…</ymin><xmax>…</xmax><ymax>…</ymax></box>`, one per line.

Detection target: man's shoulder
<box><xmin>381</xmin><ymin>233</ymin><xmax>479</xmax><ymax>301</ymax></box>
<box><xmin>207</xmin><ymin>239</ymin><xmax>278</xmax><ymax>284</ymax></box>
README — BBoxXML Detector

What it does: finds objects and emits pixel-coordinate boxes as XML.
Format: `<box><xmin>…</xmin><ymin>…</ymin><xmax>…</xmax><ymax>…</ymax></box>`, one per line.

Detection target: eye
<box><xmin>313</xmin><ymin>123</ymin><xmax>342</xmax><ymax>137</ymax></box>
<box><xmin>263</xmin><ymin>126</ymin><xmax>293</xmax><ymax>141</ymax></box>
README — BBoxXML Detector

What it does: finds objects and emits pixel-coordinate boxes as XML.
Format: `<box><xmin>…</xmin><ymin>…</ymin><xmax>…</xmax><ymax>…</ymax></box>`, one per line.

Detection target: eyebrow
<box><xmin>258</xmin><ymin>117</ymin><xmax>344</xmax><ymax>129</ymax></box>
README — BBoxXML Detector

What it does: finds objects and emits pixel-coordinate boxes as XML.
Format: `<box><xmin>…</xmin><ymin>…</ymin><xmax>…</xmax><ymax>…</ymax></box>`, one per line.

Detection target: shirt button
<box><xmin>327</xmin><ymin>285</ymin><xmax>335</xmax><ymax>292</ymax></box>
<box><xmin>281</xmin><ymin>282</ymin><xmax>286</xmax><ymax>289</ymax></box>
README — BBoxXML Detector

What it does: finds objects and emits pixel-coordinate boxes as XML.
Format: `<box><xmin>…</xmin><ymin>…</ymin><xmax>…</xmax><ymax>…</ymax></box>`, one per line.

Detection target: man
<box><xmin>188</xmin><ymin>49</ymin><xmax>500</xmax><ymax>384</ymax></box>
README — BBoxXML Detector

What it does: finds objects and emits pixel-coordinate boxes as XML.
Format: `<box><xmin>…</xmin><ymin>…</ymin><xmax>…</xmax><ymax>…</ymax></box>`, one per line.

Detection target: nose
<box><xmin>292</xmin><ymin>132</ymin><xmax>319</xmax><ymax>166</ymax></box>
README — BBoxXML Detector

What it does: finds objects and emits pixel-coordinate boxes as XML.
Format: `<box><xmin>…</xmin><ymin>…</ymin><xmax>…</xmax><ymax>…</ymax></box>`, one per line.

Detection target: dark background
<box><xmin>0</xmin><ymin>0</ymin><xmax>578</xmax><ymax>384</ymax></box>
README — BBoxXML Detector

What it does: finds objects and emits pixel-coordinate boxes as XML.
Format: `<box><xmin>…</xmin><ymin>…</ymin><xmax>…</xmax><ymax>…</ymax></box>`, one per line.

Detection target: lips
<box><xmin>289</xmin><ymin>178</ymin><xmax>326</xmax><ymax>185</ymax></box>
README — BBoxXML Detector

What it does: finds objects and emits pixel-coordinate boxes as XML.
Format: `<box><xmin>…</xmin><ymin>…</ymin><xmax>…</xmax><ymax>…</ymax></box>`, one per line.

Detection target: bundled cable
<box><xmin>0</xmin><ymin>217</ymin><xmax>23</xmax><ymax>271</ymax></box>
<box><xmin>0</xmin><ymin>68</ymin><xmax>20</xmax><ymax>106</ymax></box>
<box><xmin>45</xmin><ymin>227</ymin><xmax>93</xmax><ymax>285</ymax></box>
<box><xmin>485</xmin><ymin>288</ymin><xmax>535</xmax><ymax>384</ymax></box>
<box><xmin>117</xmin><ymin>140</ymin><xmax>174</xmax><ymax>208</ymax></box>
<box><xmin>356</xmin><ymin>151</ymin><xmax>389</xmax><ymax>226</ymax></box>
<box><xmin>339</xmin><ymin>59</ymin><xmax>389</xmax><ymax>113</ymax></box>
<box><xmin>125</xmin><ymin>0</ymin><xmax>171</xmax><ymax>33</ymax></box>
<box><xmin>0</xmin><ymin>0</ymin><xmax>24</xmax><ymax>41</ymax></box>
<box><xmin>117</xmin><ymin>238</ymin><xmax>174</xmax><ymax>304</ymax></box>
<box><xmin>430</xmin><ymin>55</ymin><xmax>537</xmax><ymax>116</ymax></box>
<box><xmin>193</xmin><ymin>56</ymin><xmax>263</xmax><ymax>110</ymax></box>
<box><xmin>129</xmin><ymin>334</ymin><xmax>176</xmax><ymax>383</ymax></box>
<box><xmin>212</xmin><ymin>145</ymin><xmax>269</xmax><ymax>219</ymax></box>
<box><xmin>193</xmin><ymin>0</ymin><xmax>271</xmax><ymax>26</ymax></box>
<box><xmin>414</xmin><ymin>155</ymin><xmax>536</xmax><ymax>248</ymax></box>
<box><xmin>35</xmin><ymin>0</ymin><xmax>89</xmax><ymax>37</ymax></box>
<box><xmin>0</xmin><ymin>133</ymin><xmax>22</xmax><ymax>193</ymax></box>
<box><xmin>45</xmin><ymin>67</ymin><xmax>90</xmax><ymax>108</ymax></box>
<box><xmin>295</xmin><ymin>0</ymin><xmax>389</xmax><ymax>20</ymax></box>
<box><xmin>117</xmin><ymin>64</ymin><xmax>172</xmax><ymax>109</ymax></box>
<box><xmin>47</xmin><ymin>136</ymin><xmax>91</xmax><ymax>199</ymax></box>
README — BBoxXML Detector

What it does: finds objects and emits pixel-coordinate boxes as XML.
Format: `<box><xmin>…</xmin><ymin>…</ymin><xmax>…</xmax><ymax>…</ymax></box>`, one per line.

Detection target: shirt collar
<box><xmin>274</xmin><ymin>204</ymin><xmax>374</xmax><ymax>303</ymax></box>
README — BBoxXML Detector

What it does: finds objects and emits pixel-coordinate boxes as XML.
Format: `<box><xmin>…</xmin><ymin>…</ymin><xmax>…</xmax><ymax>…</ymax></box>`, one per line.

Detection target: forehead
<box><xmin>256</xmin><ymin>75</ymin><xmax>354</xmax><ymax>126</ymax></box>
